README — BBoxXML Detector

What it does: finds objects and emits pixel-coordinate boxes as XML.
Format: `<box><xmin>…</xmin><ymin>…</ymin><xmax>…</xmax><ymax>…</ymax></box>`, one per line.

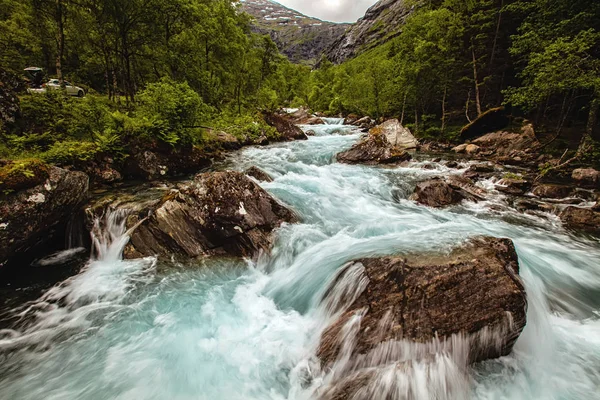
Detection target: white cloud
<box><xmin>274</xmin><ymin>0</ymin><xmax>379</xmax><ymax>23</ymax></box>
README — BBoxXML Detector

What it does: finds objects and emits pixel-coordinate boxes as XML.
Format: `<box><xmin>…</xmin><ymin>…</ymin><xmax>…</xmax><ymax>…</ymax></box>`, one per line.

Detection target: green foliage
<box><xmin>40</xmin><ymin>140</ymin><xmax>100</xmax><ymax>165</ymax></box>
<box><xmin>213</xmin><ymin>113</ymin><xmax>280</xmax><ymax>142</ymax></box>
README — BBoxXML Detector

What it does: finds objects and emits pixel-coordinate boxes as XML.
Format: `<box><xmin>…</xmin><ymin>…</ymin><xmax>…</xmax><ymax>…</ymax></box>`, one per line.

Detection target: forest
<box><xmin>308</xmin><ymin>0</ymin><xmax>600</xmax><ymax>164</ymax></box>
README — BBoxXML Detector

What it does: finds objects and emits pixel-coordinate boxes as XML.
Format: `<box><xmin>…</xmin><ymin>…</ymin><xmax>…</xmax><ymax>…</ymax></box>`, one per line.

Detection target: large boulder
<box><xmin>336</xmin><ymin>133</ymin><xmax>412</xmax><ymax>165</ymax></box>
<box><xmin>572</xmin><ymin>168</ymin><xmax>600</xmax><ymax>189</ymax></box>
<box><xmin>263</xmin><ymin>111</ymin><xmax>308</xmax><ymax>141</ymax></box>
<box><xmin>460</xmin><ymin>107</ymin><xmax>509</xmax><ymax>140</ymax></box>
<box><xmin>369</xmin><ymin>119</ymin><xmax>418</xmax><ymax>150</ymax></box>
<box><xmin>532</xmin><ymin>184</ymin><xmax>573</xmax><ymax>199</ymax></box>
<box><xmin>317</xmin><ymin>237</ymin><xmax>527</xmax><ymax>397</ymax></box>
<box><xmin>0</xmin><ymin>167</ymin><xmax>89</xmax><ymax>267</ymax></box>
<box><xmin>123</xmin><ymin>171</ymin><xmax>297</xmax><ymax>259</ymax></box>
<box><xmin>471</xmin><ymin>124</ymin><xmax>540</xmax><ymax>163</ymax></box>
<box><xmin>560</xmin><ymin>206</ymin><xmax>600</xmax><ymax>233</ymax></box>
<box><xmin>411</xmin><ymin>176</ymin><xmax>484</xmax><ymax>208</ymax></box>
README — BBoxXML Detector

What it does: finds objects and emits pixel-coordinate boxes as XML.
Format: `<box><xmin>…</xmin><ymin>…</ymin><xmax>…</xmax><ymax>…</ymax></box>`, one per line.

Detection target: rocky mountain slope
<box><xmin>241</xmin><ymin>0</ymin><xmax>349</xmax><ymax>64</ymax></box>
<box><xmin>325</xmin><ymin>0</ymin><xmax>413</xmax><ymax>64</ymax></box>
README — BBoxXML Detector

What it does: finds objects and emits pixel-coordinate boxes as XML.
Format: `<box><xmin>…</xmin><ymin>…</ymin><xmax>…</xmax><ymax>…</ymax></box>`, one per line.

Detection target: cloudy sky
<box><xmin>275</xmin><ymin>0</ymin><xmax>379</xmax><ymax>23</ymax></box>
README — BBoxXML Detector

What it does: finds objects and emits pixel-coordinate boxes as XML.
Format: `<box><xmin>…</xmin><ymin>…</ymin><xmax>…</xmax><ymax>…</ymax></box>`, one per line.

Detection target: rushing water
<box><xmin>1</xmin><ymin>121</ymin><xmax>600</xmax><ymax>399</ymax></box>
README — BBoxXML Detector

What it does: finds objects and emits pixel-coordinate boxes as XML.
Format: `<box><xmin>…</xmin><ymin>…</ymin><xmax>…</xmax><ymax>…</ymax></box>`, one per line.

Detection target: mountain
<box><xmin>324</xmin><ymin>0</ymin><xmax>413</xmax><ymax>64</ymax></box>
<box><xmin>241</xmin><ymin>0</ymin><xmax>350</xmax><ymax>65</ymax></box>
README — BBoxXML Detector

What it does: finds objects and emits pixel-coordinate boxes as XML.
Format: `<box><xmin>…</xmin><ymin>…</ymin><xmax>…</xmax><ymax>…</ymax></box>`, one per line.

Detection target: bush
<box><xmin>41</xmin><ymin>140</ymin><xmax>100</xmax><ymax>165</ymax></box>
<box><xmin>136</xmin><ymin>79</ymin><xmax>214</xmax><ymax>146</ymax></box>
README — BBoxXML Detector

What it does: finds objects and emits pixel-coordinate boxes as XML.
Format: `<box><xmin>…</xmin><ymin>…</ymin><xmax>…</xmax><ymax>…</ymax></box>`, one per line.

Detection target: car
<box><xmin>27</xmin><ymin>79</ymin><xmax>85</xmax><ymax>97</ymax></box>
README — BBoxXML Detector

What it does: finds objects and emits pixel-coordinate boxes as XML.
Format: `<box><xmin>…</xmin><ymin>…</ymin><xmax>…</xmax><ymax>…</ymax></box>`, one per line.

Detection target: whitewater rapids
<box><xmin>0</xmin><ymin>121</ymin><xmax>599</xmax><ymax>399</ymax></box>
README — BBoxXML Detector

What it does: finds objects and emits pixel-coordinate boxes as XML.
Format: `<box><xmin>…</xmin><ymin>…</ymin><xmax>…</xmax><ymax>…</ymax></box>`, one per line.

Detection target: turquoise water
<box><xmin>0</xmin><ymin>122</ymin><xmax>599</xmax><ymax>399</ymax></box>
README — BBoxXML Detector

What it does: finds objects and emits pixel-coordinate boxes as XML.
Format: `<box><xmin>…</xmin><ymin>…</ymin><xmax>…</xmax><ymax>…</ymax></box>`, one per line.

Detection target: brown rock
<box><xmin>318</xmin><ymin>237</ymin><xmax>527</xmax><ymax>369</ymax></box>
<box><xmin>496</xmin><ymin>177</ymin><xmax>530</xmax><ymax>196</ymax></box>
<box><xmin>411</xmin><ymin>176</ymin><xmax>484</xmax><ymax>208</ymax></box>
<box><xmin>572</xmin><ymin>168</ymin><xmax>600</xmax><ymax>189</ymax></box>
<box><xmin>532</xmin><ymin>184</ymin><xmax>573</xmax><ymax>199</ymax></box>
<box><xmin>263</xmin><ymin>112</ymin><xmax>308</xmax><ymax>141</ymax></box>
<box><xmin>471</xmin><ymin>124</ymin><xmax>540</xmax><ymax>163</ymax></box>
<box><xmin>336</xmin><ymin>134</ymin><xmax>412</xmax><ymax>165</ymax></box>
<box><xmin>245</xmin><ymin>166</ymin><xmax>273</xmax><ymax>182</ymax></box>
<box><xmin>560</xmin><ymin>206</ymin><xmax>600</xmax><ymax>233</ymax></box>
<box><xmin>215</xmin><ymin>131</ymin><xmax>242</xmax><ymax>150</ymax></box>
<box><xmin>125</xmin><ymin>171</ymin><xmax>297</xmax><ymax>259</ymax></box>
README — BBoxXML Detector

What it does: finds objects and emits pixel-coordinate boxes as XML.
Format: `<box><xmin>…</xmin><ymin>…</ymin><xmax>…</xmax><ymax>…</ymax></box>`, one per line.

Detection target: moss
<box><xmin>0</xmin><ymin>158</ymin><xmax>50</xmax><ymax>193</ymax></box>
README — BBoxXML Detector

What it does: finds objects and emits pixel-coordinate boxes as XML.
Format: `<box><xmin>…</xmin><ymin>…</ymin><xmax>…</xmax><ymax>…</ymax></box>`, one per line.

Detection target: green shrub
<box><xmin>136</xmin><ymin>78</ymin><xmax>213</xmax><ymax>146</ymax></box>
<box><xmin>41</xmin><ymin>140</ymin><xmax>100</xmax><ymax>165</ymax></box>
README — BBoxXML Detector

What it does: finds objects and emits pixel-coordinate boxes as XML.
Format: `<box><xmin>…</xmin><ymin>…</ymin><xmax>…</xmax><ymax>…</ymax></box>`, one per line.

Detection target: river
<box><xmin>0</xmin><ymin>119</ymin><xmax>599</xmax><ymax>399</ymax></box>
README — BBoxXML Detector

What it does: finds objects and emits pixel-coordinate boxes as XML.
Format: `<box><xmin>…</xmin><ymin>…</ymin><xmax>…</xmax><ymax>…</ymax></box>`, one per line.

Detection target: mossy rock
<box><xmin>0</xmin><ymin>159</ymin><xmax>50</xmax><ymax>193</ymax></box>
<box><xmin>460</xmin><ymin>107</ymin><xmax>509</xmax><ymax>141</ymax></box>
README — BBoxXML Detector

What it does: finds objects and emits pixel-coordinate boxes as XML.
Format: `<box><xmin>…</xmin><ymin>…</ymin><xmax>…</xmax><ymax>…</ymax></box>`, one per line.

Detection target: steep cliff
<box><xmin>241</xmin><ymin>0</ymin><xmax>349</xmax><ymax>65</ymax></box>
<box><xmin>324</xmin><ymin>0</ymin><xmax>413</xmax><ymax>64</ymax></box>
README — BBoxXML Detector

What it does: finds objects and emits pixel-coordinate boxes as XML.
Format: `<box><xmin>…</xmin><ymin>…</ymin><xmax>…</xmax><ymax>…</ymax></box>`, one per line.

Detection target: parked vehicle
<box><xmin>25</xmin><ymin>70</ymin><xmax>86</xmax><ymax>97</ymax></box>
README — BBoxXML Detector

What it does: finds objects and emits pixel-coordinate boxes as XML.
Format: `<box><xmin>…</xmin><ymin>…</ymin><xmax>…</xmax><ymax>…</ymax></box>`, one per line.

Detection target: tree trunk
<box><xmin>465</xmin><ymin>90</ymin><xmax>472</xmax><ymax>123</ymax></box>
<box><xmin>585</xmin><ymin>95</ymin><xmax>599</xmax><ymax>143</ymax></box>
<box><xmin>489</xmin><ymin>0</ymin><xmax>504</xmax><ymax>72</ymax></box>
<box><xmin>441</xmin><ymin>86</ymin><xmax>447</xmax><ymax>133</ymax></box>
<box><xmin>400</xmin><ymin>91</ymin><xmax>407</xmax><ymax>125</ymax></box>
<box><xmin>414</xmin><ymin>109</ymin><xmax>419</xmax><ymax>134</ymax></box>
<box><xmin>471</xmin><ymin>45</ymin><xmax>482</xmax><ymax>116</ymax></box>
<box><xmin>55</xmin><ymin>0</ymin><xmax>65</xmax><ymax>85</ymax></box>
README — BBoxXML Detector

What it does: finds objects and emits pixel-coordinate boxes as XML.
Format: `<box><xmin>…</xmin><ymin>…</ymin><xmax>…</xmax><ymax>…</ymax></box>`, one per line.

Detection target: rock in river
<box><xmin>244</xmin><ymin>166</ymin><xmax>273</xmax><ymax>183</ymax></box>
<box><xmin>263</xmin><ymin>111</ymin><xmax>308</xmax><ymax>141</ymax></box>
<box><xmin>317</xmin><ymin>237</ymin><xmax>527</xmax><ymax>398</ymax></box>
<box><xmin>411</xmin><ymin>176</ymin><xmax>484</xmax><ymax>208</ymax></box>
<box><xmin>124</xmin><ymin>171</ymin><xmax>297</xmax><ymax>259</ymax></box>
<box><xmin>370</xmin><ymin>119</ymin><xmax>418</xmax><ymax>150</ymax></box>
<box><xmin>336</xmin><ymin>133</ymin><xmax>412</xmax><ymax>165</ymax></box>
<box><xmin>0</xmin><ymin>167</ymin><xmax>89</xmax><ymax>268</ymax></box>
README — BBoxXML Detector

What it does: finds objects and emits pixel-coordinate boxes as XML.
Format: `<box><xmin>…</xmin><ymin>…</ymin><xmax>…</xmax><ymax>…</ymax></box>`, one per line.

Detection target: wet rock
<box><xmin>0</xmin><ymin>167</ymin><xmax>89</xmax><ymax>268</ymax></box>
<box><xmin>305</xmin><ymin>130</ymin><xmax>316</xmax><ymax>137</ymax></box>
<box><xmin>411</xmin><ymin>176</ymin><xmax>484</xmax><ymax>208</ymax></box>
<box><xmin>263</xmin><ymin>112</ymin><xmax>308</xmax><ymax>141</ymax></box>
<box><xmin>303</xmin><ymin>117</ymin><xmax>325</xmax><ymax>125</ymax></box>
<box><xmin>343</xmin><ymin>114</ymin><xmax>360</xmax><ymax>125</ymax></box>
<box><xmin>445</xmin><ymin>161</ymin><xmax>459</xmax><ymax>169</ymax></box>
<box><xmin>496</xmin><ymin>177</ymin><xmax>530</xmax><ymax>196</ymax></box>
<box><xmin>560</xmin><ymin>206</ymin><xmax>600</xmax><ymax>233</ymax></box>
<box><xmin>125</xmin><ymin>171</ymin><xmax>297</xmax><ymax>259</ymax></box>
<box><xmin>369</xmin><ymin>119</ymin><xmax>418</xmax><ymax>150</ymax></box>
<box><xmin>532</xmin><ymin>184</ymin><xmax>573</xmax><ymax>199</ymax></box>
<box><xmin>460</xmin><ymin>107</ymin><xmax>509</xmax><ymax>140</ymax></box>
<box><xmin>352</xmin><ymin>116</ymin><xmax>375</xmax><ymax>130</ymax></box>
<box><xmin>514</xmin><ymin>199</ymin><xmax>555</xmax><ymax>213</ymax></box>
<box><xmin>254</xmin><ymin>136</ymin><xmax>270</xmax><ymax>146</ymax></box>
<box><xmin>336</xmin><ymin>133</ymin><xmax>412</xmax><ymax>165</ymax></box>
<box><xmin>572</xmin><ymin>168</ymin><xmax>600</xmax><ymax>189</ymax></box>
<box><xmin>245</xmin><ymin>166</ymin><xmax>273</xmax><ymax>182</ymax></box>
<box><xmin>318</xmin><ymin>237</ymin><xmax>527</xmax><ymax>369</ymax></box>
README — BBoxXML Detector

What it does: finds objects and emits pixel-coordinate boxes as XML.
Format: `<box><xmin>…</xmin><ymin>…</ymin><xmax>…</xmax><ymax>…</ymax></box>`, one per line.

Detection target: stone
<box><xmin>496</xmin><ymin>177</ymin><xmax>530</xmax><ymax>196</ymax></box>
<box><xmin>572</xmin><ymin>168</ymin><xmax>600</xmax><ymax>189</ymax></box>
<box><xmin>124</xmin><ymin>147</ymin><xmax>212</xmax><ymax>181</ymax></box>
<box><xmin>369</xmin><ymin>119</ymin><xmax>418</xmax><ymax>150</ymax></box>
<box><xmin>336</xmin><ymin>133</ymin><xmax>412</xmax><ymax>165</ymax></box>
<box><xmin>560</xmin><ymin>206</ymin><xmax>600</xmax><ymax>233</ymax></box>
<box><xmin>532</xmin><ymin>184</ymin><xmax>573</xmax><ymax>199</ymax></box>
<box><xmin>465</xmin><ymin>144</ymin><xmax>480</xmax><ymax>155</ymax></box>
<box><xmin>471</xmin><ymin>124</ymin><xmax>540</xmax><ymax>163</ymax></box>
<box><xmin>245</xmin><ymin>166</ymin><xmax>273</xmax><ymax>182</ymax></box>
<box><xmin>0</xmin><ymin>167</ymin><xmax>89</xmax><ymax>268</ymax></box>
<box><xmin>411</xmin><ymin>176</ymin><xmax>484</xmax><ymax>208</ymax></box>
<box><xmin>124</xmin><ymin>171</ymin><xmax>297</xmax><ymax>259</ymax></box>
<box><xmin>318</xmin><ymin>237</ymin><xmax>527</xmax><ymax>369</ymax></box>
<box><xmin>262</xmin><ymin>111</ymin><xmax>308</xmax><ymax>141</ymax></box>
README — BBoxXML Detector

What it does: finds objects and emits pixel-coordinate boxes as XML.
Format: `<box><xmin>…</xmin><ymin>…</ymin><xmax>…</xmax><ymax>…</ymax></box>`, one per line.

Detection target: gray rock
<box><xmin>124</xmin><ymin>171</ymin><xmax>297</xmax><ymax>259</ymax></box>
<box><xmin>0</xmin><ymin>167</ymin><xmax>89</xmax><ymax>268</ymax></box>
<box><xmin>370</xmin><ymin>119</ymin><xmax>418</xmax><ymax>150</ymax></box>
<box><xmin>572</xmin><ymin>168</ymin><xmax>600</xmax><ymax>189</ymax></box>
